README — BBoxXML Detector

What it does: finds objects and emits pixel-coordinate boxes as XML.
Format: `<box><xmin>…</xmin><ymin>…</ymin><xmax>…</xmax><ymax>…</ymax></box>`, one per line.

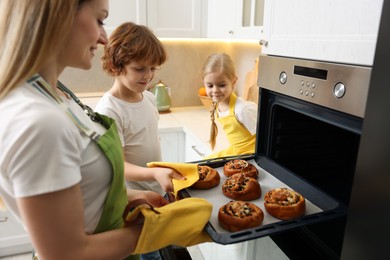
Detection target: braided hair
<box><xmin>202</xmin><ymin>53</ymin><xmax>236</xmax><ymax>150</ymax></box>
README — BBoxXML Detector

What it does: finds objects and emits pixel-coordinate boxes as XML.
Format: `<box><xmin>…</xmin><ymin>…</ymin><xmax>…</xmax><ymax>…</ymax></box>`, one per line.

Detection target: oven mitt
<box><xmin>147</xmin><ymin>162</ymin><xmax>199</xmax><ymax>199</ymax></box>
<box><xmin>125</xmin><ymin>197</ymin><xmax>213</xmax><ymax>254</ymax></box>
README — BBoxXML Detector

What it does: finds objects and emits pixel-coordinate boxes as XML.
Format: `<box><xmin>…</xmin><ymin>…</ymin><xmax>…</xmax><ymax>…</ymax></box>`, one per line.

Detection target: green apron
<box><xmin>93</xmin><ymin>114</ymin><xmax>139</xmax><ymax>260</ymax></box>
<box><xmin>29</xmin><ymin>75</ymin><xmax>139</xmax><ymax>260</ymax></box>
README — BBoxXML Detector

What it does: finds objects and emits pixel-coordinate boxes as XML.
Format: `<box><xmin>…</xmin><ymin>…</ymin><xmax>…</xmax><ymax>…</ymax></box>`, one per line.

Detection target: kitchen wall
<box><xmin>59</xmin><ymin>39</ymin><xmax>261</xmax><ymax>107</ymax></box>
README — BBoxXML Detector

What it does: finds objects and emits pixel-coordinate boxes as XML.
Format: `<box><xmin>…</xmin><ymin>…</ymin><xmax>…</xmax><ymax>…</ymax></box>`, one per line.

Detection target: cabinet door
<box><xmin>104</xmin><ymin>0</ymin><xmax>147</xmax><ymax>35</ymax></box>
<box><xmin>207</xmin><ymin>0</ymin><xmax>236</xmax><ymax>39</ymax></box>
<box><xmin>207</xmin><ymin>0</ymin><xmax>263</xmax><ymax>39</ymax></box>
<box><xmin>146</xmin><ymin>0</ymin><xmax>202</xmax><ymax>38</ymax></box>
<box><xmin>0</xmin><ymin>211</ymin><xmax>33</xmax><ymax>257</ymax></box>
<box><xmin>234</xmin><ymin>0</ymin><xmax>264</xmax><ymax>39</ymax></box>
<box><xmin>185</xmin><ymin>132</ymin><xmax>210</xmax><ymax>162</ymax></box>
<box><xmin>261</xmin><ymin>0</ymin><xmax>383</xmax><ymax>65</ymax></box>
<box><xmin>159</xmin><ymin>130</ymin><xmax>185</xmax><ymax>162</ymax></box>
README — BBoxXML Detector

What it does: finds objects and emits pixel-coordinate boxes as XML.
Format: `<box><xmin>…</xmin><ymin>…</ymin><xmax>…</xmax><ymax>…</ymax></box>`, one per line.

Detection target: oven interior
<box><xmin>257</xmin><ymin>89</ymin><xmax>362</xmax><ymax>259</ymax></box>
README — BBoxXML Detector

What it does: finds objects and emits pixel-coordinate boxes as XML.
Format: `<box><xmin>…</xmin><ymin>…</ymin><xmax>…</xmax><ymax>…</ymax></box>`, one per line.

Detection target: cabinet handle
<box><xmin>0</xmin><ymin>216</ymin><xmax>8</xmax><ymax>222</ymax></box>
<box><xmin>259</xmin><ymin>39</ymin><xmax>268</xmax><ymax>47</ymax></box>
<box><xmin>191</xmin><ymin>145</ymin><xmax>205</xmax><ymax>157</ymax></box>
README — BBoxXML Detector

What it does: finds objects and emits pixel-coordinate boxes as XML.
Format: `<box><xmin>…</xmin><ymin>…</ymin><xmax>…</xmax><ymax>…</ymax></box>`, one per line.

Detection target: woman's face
<box><xmin>204</xmin><ymin>71</ymin><xmax>236</xmax><ymax>105</ymax></box>
<box><xmin>61</xmin><ymin>0</ymin><xmax>109</xmax><ymax>70</ymax></box>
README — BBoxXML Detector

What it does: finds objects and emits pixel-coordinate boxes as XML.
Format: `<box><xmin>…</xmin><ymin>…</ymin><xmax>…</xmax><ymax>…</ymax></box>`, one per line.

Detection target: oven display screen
<box><xmin>294</xmin><ymin>65</ymin><xmax>328</xmax><ymax>80</ymax></box>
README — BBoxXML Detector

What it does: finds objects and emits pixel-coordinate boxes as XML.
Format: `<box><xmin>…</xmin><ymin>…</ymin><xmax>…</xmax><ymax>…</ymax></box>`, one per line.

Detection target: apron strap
<box><xmin>28</xmin><ymin>74</ymin><xmax>105</xmax><ymax>140</ymax></box>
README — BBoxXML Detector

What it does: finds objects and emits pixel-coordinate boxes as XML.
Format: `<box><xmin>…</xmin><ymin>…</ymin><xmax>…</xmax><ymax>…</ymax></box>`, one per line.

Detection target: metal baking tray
<box><xmin>182</xmin><ymin>154</ymin><xmax>347</xmax><ymax>245</ymax></box>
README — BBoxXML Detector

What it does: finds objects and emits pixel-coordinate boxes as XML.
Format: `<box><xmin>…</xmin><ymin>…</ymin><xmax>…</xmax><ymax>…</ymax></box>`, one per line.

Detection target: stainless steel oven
<box><xmin>257</xmin><ymin>54</ymin><xmax>371</xmax><ymax>259</ymax></box>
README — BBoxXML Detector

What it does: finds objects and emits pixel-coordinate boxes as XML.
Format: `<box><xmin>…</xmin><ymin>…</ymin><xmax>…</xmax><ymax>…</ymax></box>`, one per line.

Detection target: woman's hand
<box><xmin>153</xmin><ymin>167</ymin><xmax>186</xmax><ymax>193</ymax></box>
<box><xmin>126</xmin><ymin>189</ymin><xmax>169</xmax><ymax>208</ymax></box>
<box><xmin>18</xmin><ymin>184</ymin><xmax>141</xmax><ymax>260</ymax></box>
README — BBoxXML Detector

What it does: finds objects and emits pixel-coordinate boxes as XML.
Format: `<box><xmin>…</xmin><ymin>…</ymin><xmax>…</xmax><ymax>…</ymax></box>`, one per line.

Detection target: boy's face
<box><xmin>117</xmin><ymin>61</ymin><xmax>159</xmax><ymax>94</ymax></box>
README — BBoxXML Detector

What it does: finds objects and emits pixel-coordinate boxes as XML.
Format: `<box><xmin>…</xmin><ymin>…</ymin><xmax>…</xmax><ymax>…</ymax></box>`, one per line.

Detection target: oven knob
<box><xmin>279</xmin><ymin>71</ymin><xmax>287</xmax><ymax>84</ymax></box>
<box><xmin>334</xmin><ymin>82</ymin><xmax>346</xmax><ymax>98</ymax></box>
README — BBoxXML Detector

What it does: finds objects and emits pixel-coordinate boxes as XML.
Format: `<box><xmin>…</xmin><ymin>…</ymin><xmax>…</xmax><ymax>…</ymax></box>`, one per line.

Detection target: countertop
<box><xmin>79</xmin><ymin>96</ymin><xmax>229</xmax><ymax>157</ymax></box>
<box><xmin>157</xmin><ymin>107</ymin><xmax>229</xmax><ymax>156</ymax></box>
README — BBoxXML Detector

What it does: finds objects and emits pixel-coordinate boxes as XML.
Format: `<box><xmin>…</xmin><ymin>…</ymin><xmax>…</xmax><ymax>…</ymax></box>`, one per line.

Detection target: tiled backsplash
<box><xmin>59</xmin><ymin>39</ymin><xmax>261</xmax><ymax>107</ymax></box>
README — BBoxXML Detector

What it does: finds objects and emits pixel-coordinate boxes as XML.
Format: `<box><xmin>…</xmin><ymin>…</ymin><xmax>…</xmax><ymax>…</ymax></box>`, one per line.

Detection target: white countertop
<box><xmin>158</xmin><ymin>107</ymin><xmax>229</xmax><ymax>155</ymax></box>
<box><xmin>79</xmin><ymin>95</ymin><xmax>229</xmax><ymax>156</ymax></box>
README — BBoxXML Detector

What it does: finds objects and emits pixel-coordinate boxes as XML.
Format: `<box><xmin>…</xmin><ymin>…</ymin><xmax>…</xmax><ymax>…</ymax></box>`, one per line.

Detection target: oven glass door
<box><xmin>256</xmin><ymin>88</ymin><xmax>362</xmax><ymax>259</ymax></box>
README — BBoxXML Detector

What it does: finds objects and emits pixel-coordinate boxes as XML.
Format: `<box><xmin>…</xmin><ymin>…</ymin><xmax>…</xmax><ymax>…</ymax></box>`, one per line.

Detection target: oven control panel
<box><xmin>258</xmin><ymin>54</ymin><xmax>372</xmax><ymax>118</ymax></box>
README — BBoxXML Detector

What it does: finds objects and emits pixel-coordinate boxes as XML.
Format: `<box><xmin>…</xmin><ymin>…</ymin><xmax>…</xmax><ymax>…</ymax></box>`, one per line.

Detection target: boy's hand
<box><xmin>153</xmin><ymin>167</ymin><xmax>186</xmax><ymax>193</ymax></box>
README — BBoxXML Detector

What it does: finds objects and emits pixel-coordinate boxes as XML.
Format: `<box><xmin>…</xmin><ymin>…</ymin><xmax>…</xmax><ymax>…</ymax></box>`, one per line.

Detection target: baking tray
<box><xmin>182</xmin><ymin>154</ymin><xmax>347</xmax><ymax>245</ymax></box>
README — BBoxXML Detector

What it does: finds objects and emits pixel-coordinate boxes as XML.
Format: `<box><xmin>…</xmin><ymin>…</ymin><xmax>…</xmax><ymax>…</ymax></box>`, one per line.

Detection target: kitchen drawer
<box><xmin>0</xmin><ymin>211</ymin><xmax>32</xmax><ymax>257</ymax></box>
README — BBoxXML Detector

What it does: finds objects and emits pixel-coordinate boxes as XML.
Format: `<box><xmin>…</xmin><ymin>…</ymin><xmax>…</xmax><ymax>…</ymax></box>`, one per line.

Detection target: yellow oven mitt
<box><xmin>147</xmin><ymin>162</ymin><xmax>199</xmax><ymax>198</ymax></box>
<box><xmin>125</xmin><ymin>197</ymin><xmax>213</xmax><ymax>254</ymax></box>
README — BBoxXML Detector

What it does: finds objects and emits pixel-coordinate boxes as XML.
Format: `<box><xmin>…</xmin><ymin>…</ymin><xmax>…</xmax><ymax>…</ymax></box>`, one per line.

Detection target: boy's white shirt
<box><xmin>95</xmin><ymin>91</ymin><xmax>164</xmax><ymax>195</ymax></box>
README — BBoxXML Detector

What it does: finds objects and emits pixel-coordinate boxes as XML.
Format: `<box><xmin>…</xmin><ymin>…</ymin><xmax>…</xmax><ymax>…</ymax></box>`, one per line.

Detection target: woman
<box><xmin>0</xmin><ymin>1</ymin><xmax>166</xmax><ymax>259</ymax></box>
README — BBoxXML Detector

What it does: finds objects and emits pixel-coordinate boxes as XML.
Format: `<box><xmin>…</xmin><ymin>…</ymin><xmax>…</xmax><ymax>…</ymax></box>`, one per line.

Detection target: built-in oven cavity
<box><xmin>259</xmin><ymin>96</ymin><xmax>362</xmax><ymax>259</ymax></box>
<box><xmin>268</xmin><ymin>105</ymin><xmax>360</xmax><ymax>205</ymax></box>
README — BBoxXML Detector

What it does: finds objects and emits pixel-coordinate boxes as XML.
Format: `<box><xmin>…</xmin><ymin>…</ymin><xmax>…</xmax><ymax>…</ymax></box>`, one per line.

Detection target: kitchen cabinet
<box><xmin>184</xmin><ymin>130</ymin><xmax>210</xmax><ymax>162</ymax></box>
<box><xmin>104</xmin><ymin>0</ymin><xmax>203</xmax><ymax>38</ymax></box>
<box><xmin>159</xmin><ymin>127</ymin><xmax>210</xmax><ymax>163</ymax></box>
<box><xmin>159</xmin><ymin>128</ymin><xmax>185</xmax><ymax>162</ymax></box>
<box><xmin>260</xmin><ymin>0</ymin><xmax>383</xmax><ymax>66</ymax></box>
<box><xmin>105</xmin><ymin>0</ymin><xmax>262</xmax><ymax>39</ymax></box>
<box><xmin>207</xmin><ymin>0</ymin><xmax>264</xmax><ymax>39</ymax></box>
<box><xmin>146</xmin><ymin>0</ymin><xmax>203</xmax><ymax>38</ymax></box>
<box><xmin>188</xmin><ymin>234</ymin><xmax>288</xmax><ymax>259</ymax></box>
<box><xmin>0</xmin><ymin>210</ymin><xmax>32</xmax><ymax>257</ymax></box>
<box><xmin>104</xmin><ymin>0</ymin><xmax>147</xmax><ymax>34</ymax></box>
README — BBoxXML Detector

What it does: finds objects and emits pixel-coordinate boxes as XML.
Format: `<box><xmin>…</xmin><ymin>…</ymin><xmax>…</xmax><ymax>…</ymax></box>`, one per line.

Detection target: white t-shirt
<box><xmin>95</xmin><ymin>91</ymin><xmax>164</xmax><ymax>195</ymax></box>
<box><xmin>0</xmin><ymin>82</ymin><xmax>110</xmax><ymax>233</ymax></box>
<box><xmin>218</xmin><ymin>96</ymin><xmax>258</xmax><ymax>135</ymax></box>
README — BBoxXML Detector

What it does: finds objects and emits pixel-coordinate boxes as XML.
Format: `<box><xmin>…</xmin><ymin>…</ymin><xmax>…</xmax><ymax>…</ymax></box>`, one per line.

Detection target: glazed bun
<box><xmin>191</xmin><ymin>165</ymin><xmax>220</xmax><ymax>189</ymax></box>
<box><xmin>218</xmin><ymin>201</ymin><xmax>264</xmax><ymax>232</ymax></box>
<box><xmin>264</xmin><ymin>188</ymin><xmax>306</xmax><ymax>220</ymax></box>
<box><xmin>223</xmin><ymin>159</ymin><xmax>258</xmax><ymax>178</ymax></box>
<box><xmin>222</xmin><ymin>173</ymin><xmax>261</xmax><ymax>201</ymax></box>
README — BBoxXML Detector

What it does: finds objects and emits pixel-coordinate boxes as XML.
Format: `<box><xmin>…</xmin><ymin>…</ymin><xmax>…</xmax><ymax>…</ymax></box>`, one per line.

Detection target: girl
<box><xmin>203</xmin><ymin>53</ymin><xmax>258</xmax><ymax>158</ymax></box>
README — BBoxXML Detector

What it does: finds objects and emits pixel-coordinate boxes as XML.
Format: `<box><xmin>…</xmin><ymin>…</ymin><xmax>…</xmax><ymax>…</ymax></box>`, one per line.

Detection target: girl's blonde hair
<box><xmin>202</xmin><ymin>53</ymin><xmax>237</xmax><ymax>150</ymax></box>
<box><xmin>0</xmin><ymin>0</ymin><xmax>82</xmax><ymax>99</ymax></box>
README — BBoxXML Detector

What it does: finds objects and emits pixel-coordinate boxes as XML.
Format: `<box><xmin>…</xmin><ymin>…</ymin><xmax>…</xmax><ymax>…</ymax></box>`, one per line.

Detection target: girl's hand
<box><xmin>153</xmin><ymin>167</ymin><xmax>186</xmax><ymax>193</ymax></box>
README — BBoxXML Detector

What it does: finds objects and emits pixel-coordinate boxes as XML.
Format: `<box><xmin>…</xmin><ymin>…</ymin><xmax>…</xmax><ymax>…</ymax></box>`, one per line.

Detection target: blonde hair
<box><xmin>202</xmin><ymin>53</ymin><xmax>237</xmax><ymax>150</ymax></box>
<box><xmin>0</xmin><ymin>0</ymin><xmax>82</xmax><ymax>99</ymax></box>
<box><xmin>102</xmin><ymin>22</ymin><xmax>167</xmax><ymax>76</ymax></box>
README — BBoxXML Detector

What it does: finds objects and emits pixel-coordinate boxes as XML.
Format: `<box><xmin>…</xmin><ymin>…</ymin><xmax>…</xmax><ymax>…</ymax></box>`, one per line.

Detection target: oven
<box><xmin>256</xmin><ymin>54</ymin><xmax>371</xmax><ymax>259</ymax></box>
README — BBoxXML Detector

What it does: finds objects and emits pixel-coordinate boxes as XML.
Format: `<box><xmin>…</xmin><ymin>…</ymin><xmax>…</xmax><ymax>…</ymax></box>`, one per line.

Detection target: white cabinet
<box><xmin>0</xmin><ymin>210</ymin><xmax>33</xmax><ymax>257</ymax></box>
<box><xmin>207</xmin><ymin>0</ymin><xmax>264</xmax><ymax>39</ymax></box>
<box><xmin>159</xmin><ymin>128</ymin><xmax>210</xmax><ymax>163</ymax></box>
<box><xmin>188</xmin><ymin>237</ymin><xmax>288</xmax><ymax>260</ymax></box>
<box><xmin>105</xmin><ymin>0</ymin><xmax>147</xmax><ymax>35</ymax></box>
<box><xmin>105</xmin><ymin>0</ymin><xmax>263</xmax><ymax>39</ymax></box>
<box><xmin>105</xmin><ymin>0</ymin><xmax>203</xmax><ymax>38</ymax></box>
<box><xmin>184</xmin><ymin>130</ymin><xmax>210</xmax><ymax>162</ymax></box>
<box><xmin>159</xmin><ymin>128</ymin><xmax>185</xmax><ymax>162</ymax></box>
<box><xmin>147</xmin><ymin>0</ymin><xmax>203</xmax><ymax>38</ymax></box>
<box><xmin>260</xmin><ymin>0</ymin><xmax>383</xmax><ymax>66</ymax></box>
